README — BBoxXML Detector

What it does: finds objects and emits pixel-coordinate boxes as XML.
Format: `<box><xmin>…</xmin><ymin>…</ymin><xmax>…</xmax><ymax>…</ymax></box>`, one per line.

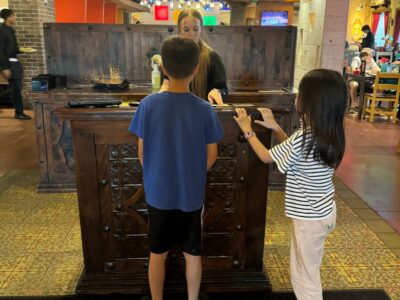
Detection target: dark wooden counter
<box><xmin>31</xmin><ymin>87</ymin><xmax>297</xmax><ymax>192</ymax></box>
<box><xmin>57</xmin><ymin>105</ymin><xmax>273</xmax><ymax>296</ymax></box>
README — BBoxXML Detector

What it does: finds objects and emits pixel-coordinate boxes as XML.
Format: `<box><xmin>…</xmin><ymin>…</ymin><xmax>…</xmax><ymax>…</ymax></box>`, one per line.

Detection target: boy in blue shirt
<box><xmin>129</xmin><ymin>36</ymin><xmax>224</xmax><ymax>300</ymax></box>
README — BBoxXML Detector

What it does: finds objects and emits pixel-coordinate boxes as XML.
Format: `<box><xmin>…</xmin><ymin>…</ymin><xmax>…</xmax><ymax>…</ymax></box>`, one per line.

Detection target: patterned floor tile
<box><xmin>343</xmin><ymin>266</ymin><xmax>386</xmax><ymax>289</ymax></box>
<box><xmin>265</xmin><ymin>268</ymin><xmax>288</xmax><ymax>291</ymax></box>
<box><xmin>0</xmin><ymin>272</ymin><xmax>12</xmax><ymax>289</ymax></box>
<box><xmin>272</xmin><ymin>249</ymin><xmax>290</xmax><ymax>269</ymax></box>
<box><xmin>1</xmin><ymin>172</ymin><xmax>400</xmax><ymax>297</ymax></box>
<box><xmin>321</xmin><ymin>249</ymin><xmax>342</xmax><ymax>267</ymax></box>
<box><xmin>278</xmin><ymin>267</ymin><xmax>292</xmax><ymax>290</ymax></box>
<box><xmin>33</xmin><ymin>269</ymin><xmax>82</xmax><ymax>296</ymax></box>
<box><xmin>49</xmin><ymin>251</ymin><xmax>83</xmax><ymax>272</ymax></box>
<box><xmin>335</xmin><ymin>249</ymin><xmax>373</xmax><ymax>267</ymax></box>
<box><xmin>14</xmin><ymin>224</ymin><xmax>46</xmax><ymax>238</ymax></box>
<box><xmin>265</xmin><ymin>233</ymin><xmax>291</xmax><ymax>249</ymax></box>
<box><xmin>263</xmin><ymin>249</ymin><xmax>279</xmax><ymax>269</ymax></box>
<box><xmin>28</xmin><ymin>236</ymin><xmax>65</xmax><ymax>253</ymax></box>
<box><xmin>0</xmin><ymin>236</ymin><xmax>37</xmax><ymax>255</ymax></box>
<box><xmin>321</xmin><ymin>267</ymin><xmax>354</xmax><ymax>289</ymax></box>
<box><xmin>365</xmin><ymin>249</ymin><xmax>400</xmax><ymax>267</ymax></box>
<box><xmin>13</xmin><ymin>252</ymin><xmax>56</xmax><ymax>274</ymax></box>
<box><xmin>0</xmin><ymin>256</ymin><xmax>24</xmax><ymax>272</ymax></box>
<box><xmin>0</xmin><ymin>271</ymin><xmax>44</xmax><ymax>296</ymax></box>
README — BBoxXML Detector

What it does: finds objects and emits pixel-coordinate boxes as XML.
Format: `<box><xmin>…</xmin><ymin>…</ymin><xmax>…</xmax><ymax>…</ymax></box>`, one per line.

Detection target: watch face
<box><xmin>244</xmin><ymin>131</ymin><xmax>253</xmax><ymax>138</ymax></box>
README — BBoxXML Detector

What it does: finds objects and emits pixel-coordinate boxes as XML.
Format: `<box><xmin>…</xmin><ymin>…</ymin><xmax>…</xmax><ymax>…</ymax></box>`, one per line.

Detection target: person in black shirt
<box><xmin>0</xmin><ymin>9</ymin><xmax>31</xmax><ymax>120</ymax></box>
<box><xmin>157</xmin><ymin>9</ymin><xmax>228</xmax><ymax>104</ymax></box>
<box><xmin>361</xmin><ymin>25</ymin><xmax>375</xmax><ymax>50</ymax></box>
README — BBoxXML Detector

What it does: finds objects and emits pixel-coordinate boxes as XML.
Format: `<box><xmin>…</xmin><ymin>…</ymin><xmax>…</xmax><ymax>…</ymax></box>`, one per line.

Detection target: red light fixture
<box><xmin>154</xmin><ymin>6</ymin><xmax>169</xmax><ymax>21</ymax></box>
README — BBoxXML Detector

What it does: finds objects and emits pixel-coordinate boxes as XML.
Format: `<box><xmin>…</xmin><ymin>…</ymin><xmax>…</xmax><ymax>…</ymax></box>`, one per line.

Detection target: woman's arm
<box><xmin>207</xmin><ymin>51</ymin><xmax>228</xmax><ymax>104</ymax></box>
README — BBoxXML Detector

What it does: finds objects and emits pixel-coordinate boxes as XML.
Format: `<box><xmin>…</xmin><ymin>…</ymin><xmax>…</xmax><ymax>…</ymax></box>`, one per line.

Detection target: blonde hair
<box><xmin>178</xmin><ymin>9</ymin><xmax>212</xmax><ymax>99</ymax></box>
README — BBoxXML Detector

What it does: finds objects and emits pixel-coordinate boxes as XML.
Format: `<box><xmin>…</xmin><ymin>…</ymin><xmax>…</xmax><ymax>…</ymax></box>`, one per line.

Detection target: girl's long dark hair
<box><xmin>297</xmin><ymin>69</ymin><xmax>347</xmax><ymax>169</ymax></box>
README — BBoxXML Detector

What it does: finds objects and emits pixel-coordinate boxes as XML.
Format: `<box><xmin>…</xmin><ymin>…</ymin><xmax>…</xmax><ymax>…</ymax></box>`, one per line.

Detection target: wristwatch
<box><xmin>243</xmin><ymin>130</ymin><xmax>255</xmax><ymax>139</ymax></box>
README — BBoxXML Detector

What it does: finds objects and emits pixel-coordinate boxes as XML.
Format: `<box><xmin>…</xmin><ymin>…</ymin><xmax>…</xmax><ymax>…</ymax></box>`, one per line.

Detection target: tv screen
<box><xmin>261</xmin><ymin>11</ymin><xmax>288</xmax><ymax>26</ymax></box>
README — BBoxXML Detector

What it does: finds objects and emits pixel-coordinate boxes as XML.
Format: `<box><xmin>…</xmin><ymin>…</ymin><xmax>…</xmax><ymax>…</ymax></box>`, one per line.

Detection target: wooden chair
<box><xmin>364</xmin><ymin>72</ymin><xmax>400</xmax><ymax>123</ymax></box>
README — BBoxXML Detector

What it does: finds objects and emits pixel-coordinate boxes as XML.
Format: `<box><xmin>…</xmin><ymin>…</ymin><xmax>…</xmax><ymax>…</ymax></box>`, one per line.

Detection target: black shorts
<box><xmin>147</xmin><ymin>205</ymin><xmax>203</xmax><ymax>256</ymax></box>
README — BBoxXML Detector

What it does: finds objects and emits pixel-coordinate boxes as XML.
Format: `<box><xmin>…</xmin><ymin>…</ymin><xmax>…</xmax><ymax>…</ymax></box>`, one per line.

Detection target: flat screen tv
<box><xmin>261</xmin><ymin>11</ymin><xmax>288</xmax><ymax>26</ymax></box>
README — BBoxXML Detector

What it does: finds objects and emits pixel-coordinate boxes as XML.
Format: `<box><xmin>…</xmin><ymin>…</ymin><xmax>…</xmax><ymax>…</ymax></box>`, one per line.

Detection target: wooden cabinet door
<box><xmin>95</xmin><ymin>123</ymin><xmax>249</xmax><ymax>273</ymax></box>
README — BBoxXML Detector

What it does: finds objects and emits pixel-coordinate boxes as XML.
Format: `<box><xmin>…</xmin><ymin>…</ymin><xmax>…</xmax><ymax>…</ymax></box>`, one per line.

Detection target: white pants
<box><xmin>290</xmin><ymin>202</ymin><xmax>336</xmax><ymax>300</ymax></box>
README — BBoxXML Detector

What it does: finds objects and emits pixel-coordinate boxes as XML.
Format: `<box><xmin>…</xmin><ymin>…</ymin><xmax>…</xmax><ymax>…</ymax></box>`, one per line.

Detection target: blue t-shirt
<box><xmin>129</xmin><ymin>92</ymin><xmax>224</xmax><ymax>212</ymax></box>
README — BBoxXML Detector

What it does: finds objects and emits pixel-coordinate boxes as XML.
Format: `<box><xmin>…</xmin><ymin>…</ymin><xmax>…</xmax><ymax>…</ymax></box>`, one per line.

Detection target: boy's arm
<box><xmin>138</xmin><ymin>138</ymin><xmax>143</xmax><ymax>166</ymax></box>
<box><xmin>207</xmin><ymin>143</ymin><xmax>218</xmax><ymax>170</ymax></box>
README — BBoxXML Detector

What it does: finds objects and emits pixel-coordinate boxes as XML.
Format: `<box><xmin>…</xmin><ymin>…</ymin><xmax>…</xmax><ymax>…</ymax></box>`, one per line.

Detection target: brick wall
<box><xmin>294</xmin><ymin>0</ymin><xmax>326</xmax><ymax>87</ymax></box>
<box><xmin>320</xmin><ymin>0</ymin><xmax>349</xmax><ymax>72</ymax></box>
<box><xmin>230</xmin><ymin>2</ymin><xmax>245</xmax><ymax>25</ymax></box>
<box><xmin>8</xmin><ymin>0</ymin><xmax>55</xmax><ymax>93</ymax></box>
<box><xmin>294</xmin><ymin>0</ymin><xmax>349</xmax><ymax>87</ymax></box>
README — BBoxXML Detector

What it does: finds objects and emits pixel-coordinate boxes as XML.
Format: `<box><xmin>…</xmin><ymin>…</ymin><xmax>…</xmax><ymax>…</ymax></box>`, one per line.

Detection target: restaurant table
<box><xmin>344</xmin><ymin>73</ymin><xmax>375</xmax><ymax>120</ymax></box>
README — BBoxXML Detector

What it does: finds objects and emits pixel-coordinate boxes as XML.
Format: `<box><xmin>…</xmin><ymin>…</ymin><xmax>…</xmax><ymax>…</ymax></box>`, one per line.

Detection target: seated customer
<box><xmin>349</xmin><ymin>50</ymin><xmax>381</xmax><ymax>108</ymax></box>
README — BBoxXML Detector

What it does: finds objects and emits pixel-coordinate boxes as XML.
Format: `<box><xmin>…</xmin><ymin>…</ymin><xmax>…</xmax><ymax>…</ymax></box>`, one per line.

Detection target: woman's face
<box><xmin>179</xmin><ymin>16</ymin><xmax>202</xmax><ymax>43</ymax></box>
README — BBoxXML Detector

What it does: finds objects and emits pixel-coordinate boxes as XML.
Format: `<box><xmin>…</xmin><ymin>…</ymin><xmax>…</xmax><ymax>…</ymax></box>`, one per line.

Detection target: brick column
<box><xmin>229</xmin><ymin>2</ymin><xmax>245</xmax><ymax>26</ymax></box>
<box><xmin>8</xmin><ymin>0</ymin><xmax>55</xmax><ymax>93</ymax></box>
<box><xmin>294</xmin><ymin>0</ymin><xmax>349</xmax><ymax>87</ymax></box>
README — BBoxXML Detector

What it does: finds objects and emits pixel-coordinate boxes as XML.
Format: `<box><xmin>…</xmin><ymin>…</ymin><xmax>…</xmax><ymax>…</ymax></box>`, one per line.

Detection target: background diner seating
<box><xmin>363</xmin><ymin>72</ymin><xmax>400</xmax><ymax>123</ymax></box>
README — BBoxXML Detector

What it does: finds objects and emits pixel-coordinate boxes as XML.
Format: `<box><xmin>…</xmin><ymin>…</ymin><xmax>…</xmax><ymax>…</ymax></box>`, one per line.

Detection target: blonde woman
<box><xmin>156</xmin><ymin>9</ymin><xmax>228</xmax><ymax>104</ymax></box>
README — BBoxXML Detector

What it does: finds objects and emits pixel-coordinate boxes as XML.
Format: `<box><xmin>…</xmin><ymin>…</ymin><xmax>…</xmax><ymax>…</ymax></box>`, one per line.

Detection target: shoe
<box><xmin>15</xmin><ymin>113</ymin><xmax>31</xmax><ymax>120</ymax></box>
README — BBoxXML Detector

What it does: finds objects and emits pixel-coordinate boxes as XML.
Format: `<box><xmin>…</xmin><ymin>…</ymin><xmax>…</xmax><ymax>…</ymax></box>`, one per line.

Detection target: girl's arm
<box><xmin>234</xmin><ymin>108</ymin><xmax>287</xmax><ymax>164</ymax></box>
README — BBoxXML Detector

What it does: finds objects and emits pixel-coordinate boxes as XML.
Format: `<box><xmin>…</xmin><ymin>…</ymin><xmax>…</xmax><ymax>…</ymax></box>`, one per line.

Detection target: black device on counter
<box><xmin>31</xmin><ymin>74</ymin><xmax>56</xmax><ymax>91</ymax></box>
<box><xmin>128</xmin><ymin>101</ymin><xmax>141</xmax><ymax>107</ymax></box>
<box><xmin>66</xmin><ymin>100</ymin><xmax>122</xmax><ymax>108</ymax></box>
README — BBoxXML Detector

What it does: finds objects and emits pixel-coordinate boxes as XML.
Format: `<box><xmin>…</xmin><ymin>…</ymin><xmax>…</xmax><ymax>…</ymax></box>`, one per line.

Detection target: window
<box><xmin>375</xmin><ymin>13</ymin><xmax>386</xmax><ymax>47</ymax></box>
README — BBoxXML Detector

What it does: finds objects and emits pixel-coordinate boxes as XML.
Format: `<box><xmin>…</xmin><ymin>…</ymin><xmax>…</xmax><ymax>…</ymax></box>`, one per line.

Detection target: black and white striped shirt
<box><xmin>269</xmin><ymin>130</ymin><xmax>335</xmax><ymax>220</ymax></box>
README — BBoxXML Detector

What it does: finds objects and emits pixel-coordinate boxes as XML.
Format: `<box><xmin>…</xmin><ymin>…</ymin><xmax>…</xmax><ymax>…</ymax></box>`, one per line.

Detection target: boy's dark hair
<box><xmin>161</xmin><ymin>36</ymin><xmax>200</xmax><ymax>79</ymax></box>
<box><xmin>360</xmin><ymin>52</ymin><xmax>369</xmax><ymax>59</ymax></box>
<box><xmin>0</xmin><ymin>9</ymin><xmax>14</xmax><ymax>20</ymax></box>
<box><xmin>362</xmin><ymin>25</ymin><xmax>371</xmax><ymax>32</ymax></box>
<box><xmin>297</xmin><ymin>69</ymin><xmax>347</xmax><ymax>169</ymax></box>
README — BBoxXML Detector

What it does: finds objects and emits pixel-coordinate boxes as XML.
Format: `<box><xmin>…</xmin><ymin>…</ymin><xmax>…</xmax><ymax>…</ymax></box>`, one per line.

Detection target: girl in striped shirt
<box><xmin>234</xmin><ymin>69</ymin><xmax>347</xmax><ymax>300</ymax></box>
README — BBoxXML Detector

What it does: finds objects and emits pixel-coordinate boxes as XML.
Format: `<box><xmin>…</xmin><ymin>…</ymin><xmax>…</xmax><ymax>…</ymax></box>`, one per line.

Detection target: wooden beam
<box><xmin>106</xmin><ymin>0</ymin><xmax>150</xmax><ymax>12</ymax></box>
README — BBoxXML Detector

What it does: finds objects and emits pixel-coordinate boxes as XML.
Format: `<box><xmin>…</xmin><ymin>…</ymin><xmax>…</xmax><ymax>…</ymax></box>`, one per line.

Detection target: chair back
<box><xmin>372</xmin><ymin>72</ymin><xmax>400</xmax><ymax>97</ymax></box>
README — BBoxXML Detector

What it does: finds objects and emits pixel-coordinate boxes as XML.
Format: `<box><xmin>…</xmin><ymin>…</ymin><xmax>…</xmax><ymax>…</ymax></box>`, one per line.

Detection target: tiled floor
<box><xmin>0</xmin><ymin>109</ymin><xmax>36</xmax><ymax>178</ymax></box>
<box><xmin>266</xmin><ymin>183</ymin><xmax>400</xmax><ymax>300</ymax></box>
<box><xmin>0</xmin><ymin>171</ymin><xmax>399</xmax><ymax>299</ymax></box>
<box><xmin>337</xmin><ymin>115</ymin><xmax>400</xmax><ymax>233</ymax></box>
<box><xmin>1</xmin><ymin>108</ymin><xmax>400</xmax><ymax>299</ymax></box>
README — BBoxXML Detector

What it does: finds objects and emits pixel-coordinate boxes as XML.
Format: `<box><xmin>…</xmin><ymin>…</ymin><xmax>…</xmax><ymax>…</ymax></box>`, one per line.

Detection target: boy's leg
<box><xmin>183</xmin><ymin>252</ymin><xmax>202</xmax><ymax>300</ymax></box>
<box><xmin>147</xmin><ymin>205</ymin><xmax>176</xmax><ymax>300</ymax></box>
<box><xmin>180</xmin><ymin>207</ymin><xmax>203</xmax><ymax>300</ymax></box>
<box><xmin>149</xmin><ymin>251</ymin><xmax>168</xmax><ymax>300</ymax></box>
<box><xmin>290</xmin><ymin>203</ymin><xmax>336</xmax><ymax>300</ymax></box>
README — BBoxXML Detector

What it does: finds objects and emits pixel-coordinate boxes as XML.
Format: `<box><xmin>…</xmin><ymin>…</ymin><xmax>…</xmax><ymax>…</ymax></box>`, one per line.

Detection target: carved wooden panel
<box><xmin>99</xmin><ymin>141</ymin><xmax>246</xmax><ymax>272</ymax></box>
<box><xmin>44</xmin><ymin>24</ymin><xmax>296</xmax><ymax>88</ymax></box>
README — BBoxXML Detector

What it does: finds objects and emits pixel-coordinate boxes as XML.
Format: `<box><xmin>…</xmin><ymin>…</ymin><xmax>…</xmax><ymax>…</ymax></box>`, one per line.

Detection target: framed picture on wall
<box><xmin>261</xmin><ymin>11</ymin><xmax>288</xmax><ymax>26</ymax></box>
